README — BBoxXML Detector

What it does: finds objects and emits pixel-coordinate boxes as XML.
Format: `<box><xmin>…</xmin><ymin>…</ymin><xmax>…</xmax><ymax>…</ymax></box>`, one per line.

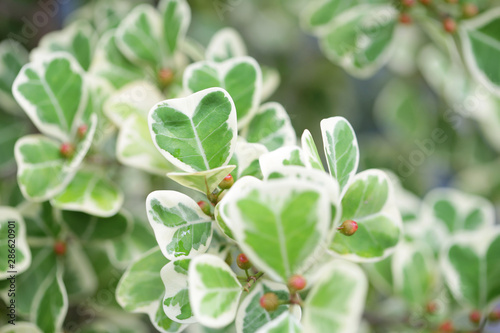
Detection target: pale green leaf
<box><xmin>230</xmin><ymin>140</ymin><xmax>267</xmax><ymax>180</ymax></box>
<box><xmin>51</xmin><ymin>170</ymin><xmax>123</xmax><ymax>217</ymax></box>
<box><xmin>149</xmin><ymin>87</ymin><xmax>237</xmax><ymax>172</ymax></box>
<box><xmin>301</xmin><ymin>130</ymin><xmax>325</xmax><ymax>171</ymax></box>
<box><xmin>259</xmin><ymin>146</ymin><xmax>309</xmax><ymax>178</ymax></box>
<box><xmin>188</xmin><ymin>254</ymin><xmax>242</xmax><ymax>328</ymax></box>
<box><xmin>303</xmin><ymin>260</ymin><xmax>367</xmax><ymax>333</ymax></box>
<box><xmin>301</xmin><ymin>0</ymin><xmax>359</xmax><ymax>33</ymax></box>
<box><xmin>329</xmin><ymin>169</ymin><xmax>402</xmax><ymax>262</ymax></box>
<box><xmin>319</xmin><ymin>5</ymin><xmax>397</xmax><ymax>78</ymax></box>
<box><xmin>206</xmin><ymin>28</ymin><xmax>247</xmax><ymax>62</ymax></box>
<box><xmin>224</xmin><ymin>178</ymin><xmax>331</xmax><ymax>282</ymax></box>
<box><xmin>0</xmin><ymin>322</ymin><xmax>43</xmax><ymax>333</ymax></box>
<box><xmin>0</xmin><ymin>39</ymin><xmax>28</xmax><ymax>114</ymax></box>
<box><xmin>159</xmin><ymin>0</ymin><xmax>191</xmax><ymax>55</ymax></box>
<box><xmin>243</xmin><ymin>102</ymin><xmax>296</xmax><ymax>151</ymax></box>
<box><xmin>13</xmin><ymin>53</ymin><xmax>88</xmax><ymax>142</ymax></box>
<box><xmin>183</xmin><ymin>57</ymin><xmax>262</xmax><ymax>128</ymax></box>
<box><xmin>146</xmin><ymin>190</ymin><xmax>213</xmax><ymax>260</ymax></box>
<box><xmin>320</xmin><ymin>116</ymin><xmax>359</xmax><ymax>194</ymax></box>
<box><xmin>161</xmin><ymin>259</ymin><xmax>196</xmax><ymax>324</ymax></box>
<box><xmin>167</xmin><ymin>165</ymin><xmax>236</xmax><ymax>193</ymax></box>
<box><xmin>441</xmin><ymin>228</ymin><xmax>500</xmax><ymax>309</ymax></box>
<box><xmin>260</xmin><ymin>66</ymin><xmax>280</xmax><ymax>101</ymax></box>
<box><xmin>0</xmin><ymin>207</ymin><xmax>31</xmax><ymax>279</ymax></box>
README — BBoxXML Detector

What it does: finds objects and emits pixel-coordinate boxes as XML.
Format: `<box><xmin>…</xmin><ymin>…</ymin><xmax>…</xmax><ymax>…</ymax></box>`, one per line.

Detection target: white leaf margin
<box><xmin>0</xmin><ymin>207</ymin><xmax>31</xmax><ymax>279</ymax></box>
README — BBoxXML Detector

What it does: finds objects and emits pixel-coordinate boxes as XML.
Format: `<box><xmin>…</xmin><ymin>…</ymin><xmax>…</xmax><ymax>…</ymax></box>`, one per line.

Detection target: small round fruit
<box><xmin>207</xmin><ymin>192</ymin><xmax>218</xmax><ymax>205</ymax></box>
<box><xmin>462</xmin><ymin>3</ymin><xmax>478</xmax><ymax>17</ymax></box>
<box><xmin>489</xmin><ymin>309</ymin><xmax>500</xmax><ymax>322</ymax></box>
<box><xmin>197</xmin><ymin>201</ymin><xmax>211</xmax><ymax>215</ymax></box>
<box><xmin>158</xmin><ymin>68</ymin><xmax>174</xmax><ymax>86</ymax></box>
<box><xmin>419</xmin><ymin>0</ymin><xmax>431</xmax><ymax>5</ymax></box>
<box><xmin>288</xmin><ymin>275</ymin><xmax>307</xmax><ymax>292</ymax></box>
<box><xmin>219</xmin><ymin>174</ymin><xmax>234</xmax><ymax>190</ymax></box>
<box><xmin>260</xmin><ymin>293</ymin><xmax>279</xmax><ymax>312</ymax></box>
<box><xmin>426</xmin><ymin>301</ymin><xmax>438</xmax><ymax>314</ymax></box>
<box><xmin>438</xmin><ymin>320</ymin><xmax>454</xmax><ymax>332</ymax></box>
<box><xmin>77</xmin><ymin>124</ymin><xmax>88</xmax><ymax>138</ymax></box>
<box><xmin>337</xmin><ymin>220</ymin><xmax>358</xmax><ymax>236</ymax></box>
<box><xmin>60</xmin><ymin>143</ymin><xmax>75</xmax><ymax>158</ymax></box>
<box><xmin>53</xmin><ymin>241</ymin><xmax>67</xmax><ymax>256</ymax></box>
<box><xmin>402</xmin><ymin>0</ymin><xmax>415</xmax><ymax>7</ymax></box>
<box><xmin>399</xmin><ymin>13</ymin><xmax>412</xmax><ymax>25</ymax></box>
<box><xmin>237</xmin><ymin>253</ymin><xmax>252</xmax><ymax>270</ymax></box>
<box><xmin>469</xmin><ymin>310</ymin><xmax>481</xmax><ymax>324</ymax></box>
<box><xmin>443</xmin><ymin>18</ymin><xmax>457</xmax><ymax>33</ymax></box>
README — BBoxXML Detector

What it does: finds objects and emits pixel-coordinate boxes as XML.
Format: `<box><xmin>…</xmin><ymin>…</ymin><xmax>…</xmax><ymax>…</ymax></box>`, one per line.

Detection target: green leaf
<box><xmin>230</xmin><ymin>140</ymin><xmax>267</xmax><ymax>180</ymax></box>
<box><xmin>159</xmin><ymin>0</ymin><xmax>191</xmax><ymax>55</ymax></box>
<box><xmin>31</xmin><ymin>20</ymin><xmax>97</xmax><ymax>71</ymax></box>
<box><xmin>116</xmin><ymin>247</ymin><xmax>186</xmax><ymax>332</ymax></box>
<box><xmin>0</xmin><ymin>111</ymin><xmax>29</xmax><ymax>172</ymax></box>
<box><xmin>206</xmin><ymin>28</ymin><xmax>247</xmax><ymax>62</ymax></box>
<box><xmin>161</xmin><ymin>259</ymin><xmax>195</xmax><ymax>324</ymax></box>
<box><xmin>235</xmin><ymin>280</ymin><xmax>291</xmax><ymax>333</ymax></box>
<box><xmin>301</xmin><ymin>0</ymin><xmax>359</xmax><ymax>33</ymax></box>
<box><xmin>183</xmin><ymin>57</ymin><xmax>262</xmax><ymax>128</ymax></box>
<box><xmin>188</xmin><ymin>254</ymin><xmax>242</xmax><ymax>328</ymax></box>
<box><xmin>90</xmin><ymin>30</ymin><xmax>144</xmax><ymax>89</ymax></box>
<box><xmin>62</xmin><ymin>210</ymin><xmax>132</xmax><ymax>241</ymax></box>
<box><xmin>118</xmin><ymin>115</ymin><xmax>178</xmax><ymax>175</ymax></box>
<box><xmin>255</xmin><ymin>312</ymin><xmax>302</xmax><ymax>333</ymax></box>
<box><xmin>363</xmin><ymin>256</ymin><xmax>394</xmax><ymax>296</ymax></box>
<box><xmin>301</xmin><ymin>130</ymin><xmax>325</xmax><ymax>171</ymax></box>
<box><xmin>460</xmin><ymin>8</ymin><xmax>500</xmax><ymax>96</ymax></box>
<box><xmin>149</xmin><ymin>87</ymin><xmax>237</xmax><ymax>172</ymax></box>
<box><xmin>116</xmin><ymin>4</ymin><xmax>162</xmax><ymax>69</ymax></box>
<box><xmin>167</xmin><ymin>165</ymin><xmax>236</xmax><ymax>193</ymax></box>
<box><xmin>0</xmin><ymin>322</ymin><xmax>43</xmax><ymax>333</ymax></box>
<box><xmin>319</xmin><ymin>5</ymin><xmax>397</xmax><ymax>78</ymax></box>
<box><xmin>147</xmin><ymin>190</ymin><xmax>213</xmax><ymax>260</ymax></box>
<box><xmin>51</xmin><ymin>169</ymin><xmax>123</xmax><ymax>217</ymax></box>
<box><xmin>441</xmin><ymin>228</ymin><xmax>500</xmax><ymax>309</ymax></box>
<box><xmin>259</xmin><ymin>146</ymin><xmax>309</xmax><ymax>177</ymax></box>
<box><xmin>243</xmin><ymin>102</ymin><xmax>296</xmax><ymax>151</ymax></box>
<box><xmin>224</xmin><ymin>178</ymin><xmax>331</xmax><ymax>282</ymax></box>
<box><xmin>0</xmin><ymin>39</ymin><xmax>28</xmax><ymax>114</ymax></box>
<box><xmin>329</xmin><ymin>169</ymin><xmax>402</xmax><ymax>262</ymax></box>
<box><xmin>13</xmin><ymin>53</ymin><xmax>88</xmax><ymax>142</ymax></box>
<box><xmin>22</xmin><ymin>201</ymin><xmax>62</xmax><ymax>238</ymax></box>
<box><xmin>104</xmin><ymin>80</ymin><xmax>164</xmax><ymax>127</ymax></box>
<box><xmin>320</xmin><ymin>116</ymin><xmax>359</xmax><ymax>194</ymax></box>
<box><xmin>62</xmin><ymin>242</ymin><xmax>97</xmax><ymax>298</ymax></box>
<box><xmin>0</xmin><ymin>207</ymin><xmax>31</xmax><ymax>279</ymax></box>
<box><xmin>15</xmin><ymin>115</ymin><xmax>96</xmax><ymax>201</ymax></box>
<box><xmin>423</xmin><ymin>188</ymin><xmax>495</xmax><ymax>234</ymax></box>
<box><xmin>392</xmin><ymin>241</ymin><xmax>438</xmax><ymax>307</ymax></box>
<box><xmin>303</xmin><ymin>260</ymin><xmax>367</xmax><ymax>333</ymax></box>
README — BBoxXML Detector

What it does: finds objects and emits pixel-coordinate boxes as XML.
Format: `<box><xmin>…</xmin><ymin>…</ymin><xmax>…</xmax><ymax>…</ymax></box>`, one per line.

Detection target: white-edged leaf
<box><xmin>188</xmin><ymin>254</ymin><xmax>242</xmax><ymax>328</ymax></box>
<box><xmin>0</xmin><ymin>39</ymin><xmax>29</xmax><ymax>114</ymax></box>
<box><xmin>183</xmin><ymin>57</ymin><xmax>262</xmax><ymax>128</ymax></box>
<box><xmin>230</xmin><ymin>139</ymin><xmax>267</xmax><ymax>180</ymax></box>
<box><xmin>225</xmin><ymin>178</ymin><xmax>331</xmax><ymax>282</ymax></box>
<box><xmin>161</xmin><ymin>259</ymin><xmax>196</xmax><ymax>324</ymax></box>
<box><xmin>146</xmin><ymin>191</ymin><xmax>213</xmax><ymax>260</ymax></box>
<box><xmin>303</xmin><ymin>259</ymin><xmax>367</xmax><ymax>333</ymax></box>
<box><xmin>62</xmin><ymin>242</ymin><xmax>98</xmax><ymax>298</ymax></box>
<box><xmin>62</xmin><ymin>209</ymin><xmax>132</xmax><ymax>241</ymax></box>
<box><xmin>255</xmin><ymin>312</ymin><xmax>302</xmax><ymax>333</ymax></box>
<box><xmin>261</xmin><ymin>66</ymin><xmax>280</xmax><ymax>101</ymax></box>
<box><xmin>321</xmin><ymin>116</ymin><xmax>359</xmax><ymax>195</ymax></box>
<box><xmin>259</xmin><ymin>146</ymin><xmax>309</xmax><ymax>178</ymax></box>
<box><xmin>0</xmin><ymin>322</ymin><xmax>42</xmax><ymax>333</ymax></box>
<box><xmin>149</xmin><ymin>87</ymin><xmax>237</xmax><ymax>172</ymax></box>
<box><xmin>159</xmin><ymin>0</ymin><xmax>191</xmax><ymax>56</ymax></box>
<box><xmin>206</xmin><ymin>28</ymin><xmax>247</xmax><ymax>62</ymax></box>
<box><xmin>167</xmin><ymin>165</ymin><xmax>236</xmax><ymax>193</ymax></box>
<box><xmin>301</xmin><ymin>129</ymin><xmax>325</xmax><ymax>171</ymax></box>
<box><xmin>0</xmin><ymin>207</ymin><xmax>31</xmax><ymax>279</ymax></box>
<box><xmin>13</xmin><ymin>52</ymin><xmax>88</xmax><ymax>142</ymax></box>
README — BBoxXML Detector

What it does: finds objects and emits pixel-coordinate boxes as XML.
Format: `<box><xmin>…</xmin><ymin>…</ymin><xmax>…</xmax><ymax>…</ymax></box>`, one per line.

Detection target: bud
<box><xmin>53</xmin><ymin>241</ymin><xmax>67</xmax><ymax>256</ymax></box>
<box><xmin>60</xmin><ymin>142</ymin><xmax>75</xmax><ymax>158</ymax></box>
<box><xmin>399</xmin><ymin>13</ymin><xmax>412</xmax><ymax>25</ymax></box>
<box><xmin>426</xmin><ymin>301</ymin><xmax>438</xmax><ymax>314</ymax></box>
<box><xmin>158</xmin><ymin>68</ymin><xmax>174</xmax><ymax>87</ymax></box>
<box><xmin>77</xmin><ymin>124</ymin><xmax>88</xmax><ymax>138</ymax></box>
<box><xmin>469</xmin><ymin>310</ymin><xmax>481</xmax><ymax>324</ymax></box>
<box><xmin>488</xmin><ymin>309</ymin><xmax>500</xmax><ymax>322</ymax></box>
<box><xmin>237</xmin><ymin>253</ymin><xmax>252</xmax><ymax>270</ymax></box>
<box><xmin>197</xmin><ymin>201</ymin><xmax>211</xmax><ymax>215</ymax></box>
<box><xmin>402</xmin><ymin>0</ymin><xmax>415</xmax><ymax>7</ymax></box>
<box><xmin>337</xmin><ymin>220</ymin><xmax>358</xmax><ymax>236</ymax></box>
<box><xmin>438</xmin><ymin>320</ymin><xmax>454</xmax><ymax>332</ymax></box>
<box><xmin>443</xmin><ymin>18</ymin><xmax>457</xmax><ymax>33</ymax></box>
<box><xmin>260</xmin><ymin>292</ymin><xmax>279</xmax><ymax>312</ymax></box>
<box><xmin>288</xmin><ymin>275</ymin><xmax>306</xmax><ymax>292</ymax></box>
<box><xmin>462</xmin><ymin>3</ymin><xmax>478</xmax><ymax>18</ymax></box>
<box><xmin>219</xmin><ymin>174</ymin><xmax>234</xmax><ymax>190</ymax></box>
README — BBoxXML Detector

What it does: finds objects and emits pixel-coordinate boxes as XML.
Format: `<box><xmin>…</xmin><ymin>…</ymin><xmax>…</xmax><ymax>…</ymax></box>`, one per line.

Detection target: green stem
<box><xmin>243</xmin><ymin>271</ymin><xmax>264</xmax><ymax>292</ymax></box>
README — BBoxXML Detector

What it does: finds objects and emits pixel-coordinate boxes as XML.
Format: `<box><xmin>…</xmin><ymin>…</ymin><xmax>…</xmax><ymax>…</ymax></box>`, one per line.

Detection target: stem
<box><xmin>245</xmin><ymin>269</ymin><xmax>250</xmax><ymax>280</ymax></box>
<box><xmin>478</xmin><ymin>316</ymin><xmax>487</xmax><ymax>333</ymax></box>
<box><xmin>243</xmin><ymin>271</ymin><xmax>264</xmax><ymax>292</ymax></box>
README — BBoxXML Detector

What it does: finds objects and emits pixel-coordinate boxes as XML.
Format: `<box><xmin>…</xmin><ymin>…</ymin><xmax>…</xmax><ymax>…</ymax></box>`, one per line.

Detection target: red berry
<box><xmin>489</xmin><ymin>309</ymin><xmax>500</xmax><ymax>321</ymax></box>
<box><xmin>53</xmin><ymin>241</ymin><xmax>67</xmax><ymax>256</ymax></box>
<box><xmin>197</xmin><ymin>201</ymin><xmax>211</xmax><ymax>215</ymax></box>
<box><xmin>443</xmin><ymin>18</ymin><xmax>457</xmax><ymax>33</ymax></box>
<box><xmin>399</xmin><ymin>13</ymin><xmax>412</xmax><ymax>25</ymax></box>
<box><xmin>60</xmin><ymin>143</ymin><xmax>75</xmax><ymax>158</ymax></box>
<box><xmin>402</xmin><ymin>0</ymin><xmax>415</xmax><ymax>7</ymax></box>
<box><xmin>237</xmin><ymin>253</ymin><xmax>252</xmax><ymax>270</ymax></box>
<box><xmin>77</xmin><ymin>124</ymin><xmax>88</xmax><ymax>138</ymax></box>
<box><xmin>288</xmin><ymin>275</ymin><xmax>307</xmax><ymax>292</ymax></box>
<box><xmin>260</xmin><ymin>293</ymin><xmax>279</xmax><ymax>312</ymax></box>
<box><xmin>438</xmin><ymin>320</ymin><xmax>454</xmax><ymax>332</ymax></box>
<box><xmin>337</xmin><ymin>220</ymin><xmax>358</xmax><ymax>236</ymax></box>
<box><xmin>419</xmin><ymin>0</ymin><xmax>431</xmax><ymax>5</ymax></box>
<box><xmin>158</xmin><ymin>68</ymin><xmax>174</xmax><ymax>87</ymax></box>
<box><xmin>469</xmin><ymin>310</ymin><xmax>481</xmax><ymax>324</ymax></box>
<box><xmin>219</xmin><ymin>174</ymin><xmax>234</xmax><ymax>190</ymax></box>
<box><xmin>462</xmin><ymin>3</ymin><xmax>478</xmax><ymax>17</ymax></box>
<box><xmin>426</xmin><ymin>301</ymin><xmax>438</xmax><ymax>314</ymax></box>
